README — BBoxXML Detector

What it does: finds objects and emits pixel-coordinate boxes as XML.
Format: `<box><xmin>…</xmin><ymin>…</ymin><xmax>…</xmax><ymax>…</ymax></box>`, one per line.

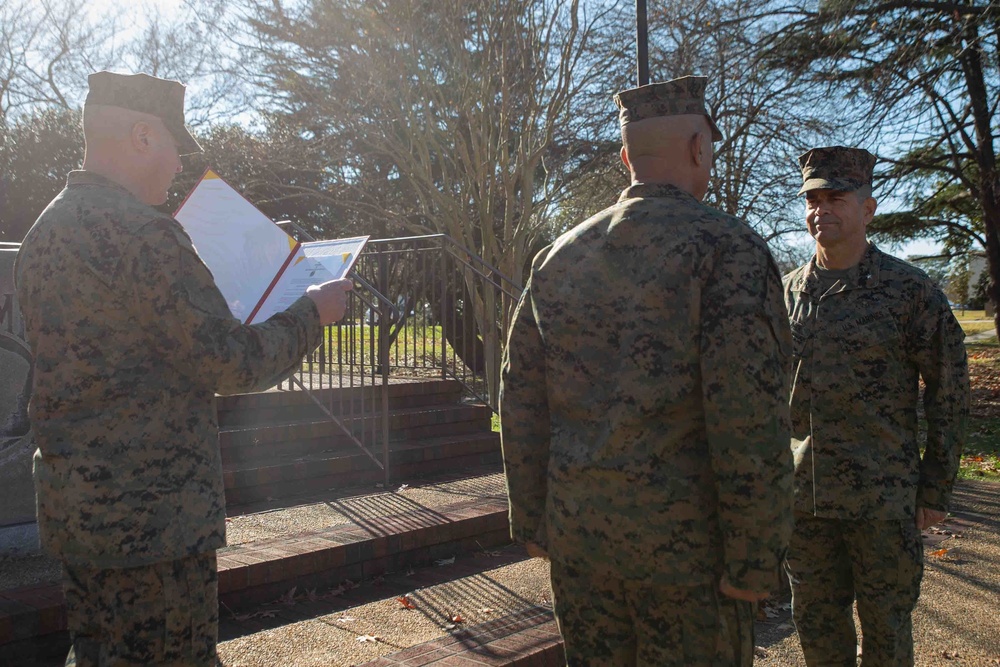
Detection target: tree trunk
<box><xmin>960</xmin><ymin>16</ymin><xmax>1000</xmax><ymax>339</ymax></box>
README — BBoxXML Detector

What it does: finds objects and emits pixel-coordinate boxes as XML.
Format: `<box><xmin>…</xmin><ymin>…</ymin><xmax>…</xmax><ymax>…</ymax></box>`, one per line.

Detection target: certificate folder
<box><xmin>174</xmin><ymin>169</ymin><xmax>368</xmax><ymax>324</ymax></box>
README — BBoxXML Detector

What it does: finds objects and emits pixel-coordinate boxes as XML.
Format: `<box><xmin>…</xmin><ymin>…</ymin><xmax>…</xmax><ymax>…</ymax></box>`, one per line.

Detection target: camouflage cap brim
<box><xmin>706</xmin><ymin>116</ymin><xmax>723</xmax><ymax>143</ymax></box>
<box><xmin>798</xmin><ymin>176</ymin><xmax>868</xmax><ymax>195</ymax></box>
<box><xmin>165</xmin><ymin>120</ymin><xmax>203</xmax><ymax>156</ymax></box>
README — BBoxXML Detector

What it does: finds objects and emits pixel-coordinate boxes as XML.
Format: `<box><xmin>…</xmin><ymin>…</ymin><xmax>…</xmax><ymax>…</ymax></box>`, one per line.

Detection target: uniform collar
<box><xmin>66</xmin><ymin>170</ymin><xmax>136</xmax><ymax>199</ymax></box>
<box><xmin>617</xmin><ymin>182</ymin><xmax>698</xmax><ymax>204</ymax></box>
<box><xmin>789</xmin><ymin>243</ymin><xmax>883</xmax><ymax>295</ymax></box>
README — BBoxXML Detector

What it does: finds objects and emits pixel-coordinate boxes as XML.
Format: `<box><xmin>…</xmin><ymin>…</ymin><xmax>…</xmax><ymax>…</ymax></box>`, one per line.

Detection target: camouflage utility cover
<box><xmin>784</xmin><ymin>244</ymin><xmax>969</xmax><ymax>519</ymax></box>
<box><xmin>15</xmin><ymin>171</ymin><xmax>323</xmax><ymax>568</ymax></box>
<box><xmin>86</xmin><ymin>71</ymin><xmax>202</xmax><ymax>156</ymax></box>
<box><xmin>798</xmin><ymin>146</ymin><xmax>876</xmax><ymax>195</ymax></box>
<box><xmin>614</xmin><ymin>76</ymin><xmax>723</xmax><ymax>141</ymax></box>
<box><xmin>501</xmin><ymin>182</ymin><xmax>794</xmax><ymax>591</ymax></box>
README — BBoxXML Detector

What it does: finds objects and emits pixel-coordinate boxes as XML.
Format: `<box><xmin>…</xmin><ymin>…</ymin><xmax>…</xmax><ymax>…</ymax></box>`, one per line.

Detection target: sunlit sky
<box><xmin>80</xmin><ymin>0</ymin><xmax>944</xmax><ymax>260</ymax></box>
<box><xmin>86</xmin><ymin>0</ymin><xmax>188</xmax><ymax>18</ymax></box>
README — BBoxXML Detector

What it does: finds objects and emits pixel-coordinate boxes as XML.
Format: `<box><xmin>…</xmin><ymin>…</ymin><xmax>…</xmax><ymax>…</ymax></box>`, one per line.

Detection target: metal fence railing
<box><xmin>355</xmin><ymin>235</ymin><xmax>523</xmax><ymax>409</ymax></box>
<box><xmin>275</xmin><ymin>231</ymin><xmax>523</xmax><ymax>483</ymax></box>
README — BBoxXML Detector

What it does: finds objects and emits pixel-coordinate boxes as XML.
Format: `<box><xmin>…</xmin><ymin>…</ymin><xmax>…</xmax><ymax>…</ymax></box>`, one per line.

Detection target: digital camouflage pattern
<box><xmin>798</xmin><ymin>146</ymin><xmax>877</xmax><ymax>195</ymax></box>
<box><xmin>783</xmin><ymin>242</ymin><xmax>967</xmax><ymax>666</ymax></box>
<box><xmin>64</xmin><ymin>552</ymin><xmax>219</xmax><ymax>666</ymax></box>
<box><xmin>14</xmin><ymin>170</ymin><xmax>323</xmax><ymax>569</ymax></box>
<box><xmin>500</xmin><ymin>182</ymin><xmax>794</xmax><ymax>594</ymax></box>
<box><xmin>784</xmin><ymin>244</ymin><xmax>970</xmax><ymax>520</ymax></box>
<box><xmin>550</xmin><ymin>560</ymin><xmax>754</xmax><ymax>666</ymax></box>
<box><xmin>614</xmin><ymin>75</ymin><xmax>723</xmax><ymax>141</ymax></box>
<box><xmin>785</xmin><ymin>513</ymin><xmax>923</xmax><ymax>666</ymax></box>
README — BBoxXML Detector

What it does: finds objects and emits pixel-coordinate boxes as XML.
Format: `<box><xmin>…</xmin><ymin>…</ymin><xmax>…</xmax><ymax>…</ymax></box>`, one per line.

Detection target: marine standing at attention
<box><xmin>500</xmin><ymin>75</ymin><xmax>795</xmax><ymax>666</ymax></box>
<box><xmin>783</xmin><ymin>146</ymin><xmax>970</xmax><ymax>666</ymax></box>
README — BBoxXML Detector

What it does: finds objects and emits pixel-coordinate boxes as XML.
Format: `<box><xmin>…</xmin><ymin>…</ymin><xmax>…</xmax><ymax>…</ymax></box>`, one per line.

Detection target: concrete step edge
<box><xmin>0</xmin><ymin>498</ymin><xmax>511</xmax><ymax>647</ymax></box>
<box><xmin>222</xmin><ymin>431</ymin><xmax>500</xmax><ymax>476</ymax></box>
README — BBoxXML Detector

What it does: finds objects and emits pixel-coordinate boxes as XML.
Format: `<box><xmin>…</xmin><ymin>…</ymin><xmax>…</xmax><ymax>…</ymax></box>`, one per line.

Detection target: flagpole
<box><xmin>636</xmin><ymin>0</ymin><xmax>649</xmax><ymax>86</ymax></box>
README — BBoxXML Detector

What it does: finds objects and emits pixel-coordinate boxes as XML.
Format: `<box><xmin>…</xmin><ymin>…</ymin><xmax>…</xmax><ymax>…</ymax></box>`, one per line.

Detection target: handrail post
<box><xmin>377</xmin><ymin>244</ymin><xmax>391</xmax><ymax>482</ymax></box>
<box><xmin>439</xmin><ymin>241</ymin><xmax>448</xmax><ymax>380</ymax></box>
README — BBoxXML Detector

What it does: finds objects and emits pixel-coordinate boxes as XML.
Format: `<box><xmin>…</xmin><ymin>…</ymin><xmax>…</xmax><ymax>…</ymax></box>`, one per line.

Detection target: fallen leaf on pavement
<box><xmin>277</xmin><ymin>586</ymin><xmax>298</xmax><ymax>606</ymax></box>
<box><xmin>398</xmin><ymin>595</ymin><xmax>417</xmax><ymax>610</ymax></box>
<box><xmin>356</xmin><ymin>634</ymin><xmax>380</xmax><ymax>643</ymax></box>
<box><xmin>396</xmin><ymin>483</ymin><xmax>409</xmax><ymax>492</ymax></box>
<box><xmin>233</xmin><ymin>609</ymin><xmax>280</xmax><ymax>621</ymax></box>
<box><xmin>930</xmin><ymin>548</ymin><xmax>950</xmax><ymax>558</ymax></box>
<box><xmin>451</xmin><ymin>613</ymin><xmax>464</xmax><ymax>623</ymax></box>
<box><xmin>436</xmin><ymin>556</ymin><xmax>456</xmax><ymax>566</ymax></box>
<box><xmin>476</xmin><ymin>540</ymin><xmax>502</xmax><ymax>556</ymax></box>
<box><xmin>336</xmin><ymin>616</ymin><xmax>356</xmax><ymax>623</ymax></box>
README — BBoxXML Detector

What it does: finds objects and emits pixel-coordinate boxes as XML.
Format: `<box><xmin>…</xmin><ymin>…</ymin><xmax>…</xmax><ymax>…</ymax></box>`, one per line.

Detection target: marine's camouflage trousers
<box><xmin>62</xmin><ymin>551</ymin><xmax>219</xmax><ymax>667</ymax></box>
<box><xmin>785</xmin><ymin>513</ymin><xmax>923</xmax><ymax>667</ymax></box>
<box><xmin>549</xmin><ymin>560</ymin><xmax>754</xmax><ymax>666</ymax></box>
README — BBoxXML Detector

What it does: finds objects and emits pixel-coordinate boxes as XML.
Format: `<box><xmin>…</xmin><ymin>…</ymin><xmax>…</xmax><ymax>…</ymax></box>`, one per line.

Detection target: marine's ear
<box><xmin>690</xmin><ymin>131</ymin><xmax>707</xmax><ymax>167</ymax></box>
<box><xmin>620</xmin><ymin>145</ymin><xmax>631</xmax><ymax>171</ymax></box>
<box><xmin>863</xmin><ymin>196</ymin><xmax>877</xmax><ymax>222</ymax></box>
<box><xmin>131</xmin><ymin>121</ymin><xmax>153</xmax><ymax>153</ymax></box>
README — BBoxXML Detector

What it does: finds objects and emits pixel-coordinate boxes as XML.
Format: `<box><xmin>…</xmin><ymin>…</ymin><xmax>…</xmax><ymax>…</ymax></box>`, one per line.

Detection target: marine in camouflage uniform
<box><xmin>783</xmin><ymin>147</ymin><xmax>970</xmax><ymax>666</ymax></box>
<box><xmin>500</xmin><ymin>76</ymin><xmax>794</xmax><ymax>666</ymax></box>
<box><xmin>15</xmin><ymin>72</ymin><xmax>327</xmax><ymax>666</ymax></box>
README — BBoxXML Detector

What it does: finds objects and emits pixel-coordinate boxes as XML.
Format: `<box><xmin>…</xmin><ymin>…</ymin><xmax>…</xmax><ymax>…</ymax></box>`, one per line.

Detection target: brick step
<box><xmin>219</xmin><ymin>403</ymin><xmax>493</xmax><ymax>465</ymax></box>
<box><xmin>223</xmin><ymin>463</ymin><xmax>504</xmax><ymax>518</ymax></box>
<box><xmin>213</xmin><ymin>544</ymin><xmax>557</xmax><ymax>667</ymax></box>
<box><xmin>0</xmin><ymin>484</ymin><xmax>511</xmax><ymax>660</ymax></box>
<box><xmin>361</xmin><ymin>608</ymin><xmax>562</xmax><ymax>667</ymax></box>
<box><xmin>217</xmin><ymin>380</ymin><xmax>463</xmax><ymax>429</ymax></box>
<box><xmin>217</xmin><ymin>495</ymin><xmax>510</xmax><ymax>611</ymax></box>
<box><xmin>222</xmin><ymin>432</ymin><xmax>501</xmax><ymax>505</ymax></box>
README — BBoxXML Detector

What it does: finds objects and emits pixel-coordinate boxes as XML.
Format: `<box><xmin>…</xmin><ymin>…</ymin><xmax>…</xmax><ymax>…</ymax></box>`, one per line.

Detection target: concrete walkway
<box><xmin>756</xmin><ymin>480</ymin><xmax>1000</xmax><ymax>666</ymax></box>
<box><xmin>213</xmin><ymin>480</ymin><xmax>1000</xmax><ymax>666</ymax></box>
<box><xmin>966</xmin><ymin>328</ymin><xmax>998</xmax><ymax>343</ymax></box>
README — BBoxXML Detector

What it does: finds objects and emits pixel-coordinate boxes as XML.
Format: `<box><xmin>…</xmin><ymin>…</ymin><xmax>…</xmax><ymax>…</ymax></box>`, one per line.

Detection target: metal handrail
<box><xmin>350</xmin><ymin>235</ymin><xmax>523</xmax><ymax>411</ymax></box>
<box><xmin>366</xmin><ymin>234</ymin><xmax>523</xmax><ymax>296</ymax></box>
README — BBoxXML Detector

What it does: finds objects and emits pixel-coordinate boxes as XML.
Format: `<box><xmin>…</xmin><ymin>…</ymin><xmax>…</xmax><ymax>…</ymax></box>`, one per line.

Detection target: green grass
<box><xmin>962</xmin><ymin>321</ymin><xmax>997</xmax><ymax>336</ymax></box>
<box><xmin>953</xmin><ymin>309</ymin><xmax>987</xmax><ymax>321</ymax></box>
<box><xmin>302</xmin><ymin>323</ymin><xmax>460</xmax><ymax>371</ymax></box>
<box><xmin>491</xmin><ymin>412</ymin><xmax>500</xmax><ymax>433</ymax></box>
<box><xmin>959</xmin><ymin>416</ymin><xmax>1000</xmax><ymax>481</ymax></box>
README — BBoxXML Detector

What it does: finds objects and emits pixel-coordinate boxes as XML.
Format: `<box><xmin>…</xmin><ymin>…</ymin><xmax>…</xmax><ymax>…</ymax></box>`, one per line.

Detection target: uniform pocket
<box><xmin>837</xmin><ymin>314</ymin><xmax>900</xmax><ymax>354</ymax></box>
